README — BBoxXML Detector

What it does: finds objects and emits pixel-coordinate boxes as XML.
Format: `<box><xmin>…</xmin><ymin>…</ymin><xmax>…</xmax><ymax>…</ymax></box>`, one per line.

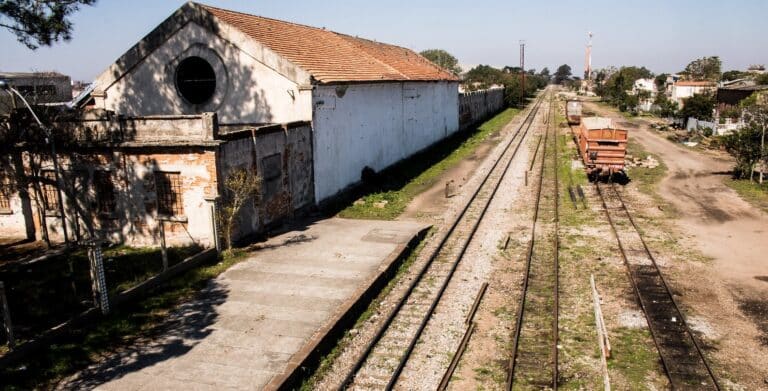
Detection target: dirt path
<box><xmin>401</xmin><ymin>135</ymin><xmax>498</xmax><ymax>220</ymax></box>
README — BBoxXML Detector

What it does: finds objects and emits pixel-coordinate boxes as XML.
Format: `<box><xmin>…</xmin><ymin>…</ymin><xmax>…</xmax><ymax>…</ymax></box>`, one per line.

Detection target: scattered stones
<box><xmin>353</xmin><ymin>199</ymin><xmax>365</xmax><ymax>206</ymax></box>
<box><xmin>373</xmin><ymin>200</ymin><xmax>389</xmax><ymax>209</ymax></box>
<box><xmin>618</xmin><ymin>309</ymin><xmax>647</xmax><ymax>329</ymax></box>
<box><xmin>626</xmin><ymin>154</ymin><xmax>659</xmax><ymax>169</ymax></box>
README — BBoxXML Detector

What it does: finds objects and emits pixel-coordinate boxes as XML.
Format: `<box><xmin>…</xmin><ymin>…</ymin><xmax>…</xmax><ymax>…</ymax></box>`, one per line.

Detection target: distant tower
<box><xmin>585</xmin><ymin>31</ymin><xmax>593</xmax><ymax>80</ymax></box>
<box><xmin>519</xmin><ymin>40</ymin><xmax>525</xmax><ymax>105</ymax></box>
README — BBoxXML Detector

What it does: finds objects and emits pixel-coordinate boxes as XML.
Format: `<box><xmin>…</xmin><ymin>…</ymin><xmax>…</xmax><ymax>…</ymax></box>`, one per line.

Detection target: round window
<box><xmin>175</xmin><ymin>56</ymin><xmax>216</xmax><ymax>104</ymax></box>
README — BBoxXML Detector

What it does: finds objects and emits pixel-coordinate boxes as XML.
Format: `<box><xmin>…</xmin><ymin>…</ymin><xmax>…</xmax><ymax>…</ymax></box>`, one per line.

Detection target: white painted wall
<box><xmin>95</xmin><ymin>22</ymin><xmax>312</xmax><ymax>124</ymax></box>
<box><xmin>0</xmin><ymin>187</ymin><xmax>28</xmax><ymax>239</ymax></box>
<box><xmin>671</xmin><ymin>85</ymin><xmax>716</xmax><ymax>107</ymax></box>
<box><xmin>312</xmin><ymin>81</ymin><xmax>459</xmax><ymax>201</ymax></box>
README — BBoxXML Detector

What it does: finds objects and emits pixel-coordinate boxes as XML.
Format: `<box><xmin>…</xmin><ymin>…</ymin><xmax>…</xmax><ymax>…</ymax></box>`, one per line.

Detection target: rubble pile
<box><xmin>626</xmin><ymin>154</ymin><xmax>660</xmax><ymax>169</ymax></box>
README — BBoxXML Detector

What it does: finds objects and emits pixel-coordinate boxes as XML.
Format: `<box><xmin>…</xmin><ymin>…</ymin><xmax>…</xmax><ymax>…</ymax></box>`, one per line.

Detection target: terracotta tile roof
<box><xmin>674</xmin><ymin>81</ymin><xmax>716</xmax><ymax>87</ymax></box>
<box><xmin>200</xmin><ymin>4</ymin><xmax>459</xmax><ymax>83</ymax></box>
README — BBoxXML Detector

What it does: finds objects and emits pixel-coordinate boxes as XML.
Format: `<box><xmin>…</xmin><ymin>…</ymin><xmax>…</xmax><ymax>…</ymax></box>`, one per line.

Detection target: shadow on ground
<box><xmin>58</xmin><ymin>281</ymin><xmax>229</xmax><ymax>390</ymax></box>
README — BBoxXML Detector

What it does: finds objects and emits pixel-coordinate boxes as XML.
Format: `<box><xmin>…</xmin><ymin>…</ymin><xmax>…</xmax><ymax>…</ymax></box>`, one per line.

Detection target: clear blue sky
<box><xmin>1</xmin><ymin>0</ymin><xmax>766</xmax><ymax>81</ymax></box>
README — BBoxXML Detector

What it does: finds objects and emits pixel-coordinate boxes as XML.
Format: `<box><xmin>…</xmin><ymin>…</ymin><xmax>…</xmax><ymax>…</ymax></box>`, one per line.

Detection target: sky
<box><xmin>1</xmin><ymin>0</ymin><xmax>767</xmax><ymax>82</ymax></box>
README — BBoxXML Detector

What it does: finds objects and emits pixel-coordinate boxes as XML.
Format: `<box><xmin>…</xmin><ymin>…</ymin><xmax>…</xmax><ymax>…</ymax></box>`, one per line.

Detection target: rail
<box><xmin>339</xmin><ymin>92</ymin><xmax>547</xmax><ymax>390</ymax></box>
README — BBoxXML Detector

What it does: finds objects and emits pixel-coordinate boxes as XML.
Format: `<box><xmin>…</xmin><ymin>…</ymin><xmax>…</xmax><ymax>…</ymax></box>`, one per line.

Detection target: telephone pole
<box><xmin>520</xmin><ymin>40</ymin><xmax>526</xmax><ymax>106</ymax></box>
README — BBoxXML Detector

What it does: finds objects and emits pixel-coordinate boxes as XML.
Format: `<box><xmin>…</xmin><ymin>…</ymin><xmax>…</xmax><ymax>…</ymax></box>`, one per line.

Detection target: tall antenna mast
<box><xmin>520</xmin><ymin>40</ymin><xmax>525</xmax><ymax>105</ymax></box>
<box><xmin>585</xmin><ymin>31</ymin><xmax>593</xmax><ymax>80</ymax></box>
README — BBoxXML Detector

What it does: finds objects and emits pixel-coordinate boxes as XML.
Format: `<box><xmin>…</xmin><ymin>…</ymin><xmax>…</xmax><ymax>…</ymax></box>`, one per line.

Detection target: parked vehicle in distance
<box><xmin>566</xmin><ymin>100</ymin><xmax>582</xmax><ymax>125</ymax></box>
<box><xmin>573</xmin><ymin>116</ymin><xmax>628</xmax><ymax>180</ymax></box>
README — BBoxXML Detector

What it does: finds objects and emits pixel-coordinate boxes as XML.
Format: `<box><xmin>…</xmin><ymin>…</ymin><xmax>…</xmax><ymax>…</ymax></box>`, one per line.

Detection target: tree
<box><xmin>0</xmin><ymin>0</ymin><xmax>96</xmax><ymax>49</ymax></box>
<box><xmin>553</xmin><ymin>64</ymin><xmax>572</xmax><ymax>84</ymax></box>
<box><xmin>464</xmin><ymin>64</ymin><xmax>506</xmax><ymax>90</ymax></box>
<box><xmin>218</xmin><ymin>168</ymin><xmax>262</xmax><ymax>251</ymax></box>
<box><xmin>419</xmin><ymin>49</ymin><xmax>462</xmax><ymax>75</ymax></box>
<box><xmin>680</xmin><ymin>93</ymin><xmax>715</xmax><ymax>122</ymax></box>
<box><xmin>756</xmin><ymin>73</ymin><xmax>768</xmax><ymax>85</ymax></box>
<box><xmin>682</xmin><ymin>56</ymin><xmax>722</xmax><ymax>81</ymax></box>
<box><xmin>721</xmin><ymin>70</ymin><xmax>748</xmax><ymax>81</ymax></box>
<box><xmin>654</xmin><ymin>73</ymin><xmax>669</xmax><ymax>91</ymax></box>
<box><xmin>723</xmin><ymin>125</ymin><xmax>763</xmax><ymax>180</ymax></box>
<box><xmin>653</xmin><ymin>94</ymin><xmax>678</xmax><ymax>118</ymax></box>
<box><xmin>596</xmin><ymin>65</ymin><xmax>653</xmax><ymax>110</ymax></box>
<box><xmin>740</xmin><ymin>91</ymin><xmax>768</xmax><ymax>182</ymax></box>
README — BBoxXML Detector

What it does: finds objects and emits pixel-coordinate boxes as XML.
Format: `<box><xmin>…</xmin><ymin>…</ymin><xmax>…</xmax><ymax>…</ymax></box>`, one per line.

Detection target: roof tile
<box><xmin>201</xmin><ymin>4</ymin><xmax>459</xmax><ymax>83</ymax></box>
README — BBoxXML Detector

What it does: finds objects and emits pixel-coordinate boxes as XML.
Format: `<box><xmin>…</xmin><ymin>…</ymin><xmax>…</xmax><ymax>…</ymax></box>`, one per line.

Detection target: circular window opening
<box><xmin>175</xmin><ymin>56</ymin><xmax>216</xmax><ymax>104</ymax></box>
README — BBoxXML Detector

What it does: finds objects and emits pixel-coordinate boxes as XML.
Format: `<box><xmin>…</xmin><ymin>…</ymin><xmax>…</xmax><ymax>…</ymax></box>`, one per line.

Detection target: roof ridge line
<box><xmin>196</xmin><ymin>2</ymin><xmax>344</xmax><ymax>36</ymax></box>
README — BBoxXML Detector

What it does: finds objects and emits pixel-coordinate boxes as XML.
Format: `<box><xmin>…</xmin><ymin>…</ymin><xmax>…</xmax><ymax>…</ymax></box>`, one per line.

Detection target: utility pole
<box><xmin>520</xmin><ymin>40</ymin><xmax>526</xmax><ymax>106</ymax></box>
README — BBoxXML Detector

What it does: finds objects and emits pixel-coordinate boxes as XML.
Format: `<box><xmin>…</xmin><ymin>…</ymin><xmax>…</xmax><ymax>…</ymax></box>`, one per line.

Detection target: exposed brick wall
<box><xmin>23</xmin><ymin>148</ymin><xmax>218</xmax><ymax>247</ymax></box>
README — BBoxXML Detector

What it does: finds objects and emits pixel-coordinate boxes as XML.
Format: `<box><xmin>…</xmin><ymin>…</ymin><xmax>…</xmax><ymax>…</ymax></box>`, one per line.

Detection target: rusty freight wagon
<box><xmin>575</xmin><ymin>117</ymin><xmax>628</xmax><ymax>179</ymax></box>
<box><xmin>566</xmin><ymin>100</ymin><xmax>582</xmax><ymax>125</ymax></box>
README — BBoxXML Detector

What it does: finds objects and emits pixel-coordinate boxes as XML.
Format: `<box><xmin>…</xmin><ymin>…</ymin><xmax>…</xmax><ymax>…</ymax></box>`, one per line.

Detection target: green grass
<box><xmin>608</xmin><ymin>328</ymin><xmax>662</xmax><ymax>388</ymax></box>
<box><xmin>725</xmin><ymin>178</ymin><xmax>768</xmax><ymax>213</ymax></box>
<box><xmin>0</xmin><ymin>244</ymin><xmax>202</xmax><ymax>348</ymax></box>
<box><xmin>0</xmin><ymin>249</ymin><xmax>248</xmax><ymax>389</ymax></box>
<box><xmin>626</xmin><ymin>140</ymin><xmax>669</xmax><ymax>199</ymax></box>
<box><xmin>337</xmin><ymin>108</ymin><xmax>521</xmax><ymax>219</ymax></box>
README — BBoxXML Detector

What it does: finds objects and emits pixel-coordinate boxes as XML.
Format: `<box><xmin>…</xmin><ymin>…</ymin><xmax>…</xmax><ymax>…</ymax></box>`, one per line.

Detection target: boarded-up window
<box><xmin>154</xmin><ymin>172</ymin><xmax>184</xmax><ymax>216</ymax></box>
<box><xmin>41</xmin><ymin>171</ymin><xmax>59</xmax><ymax>212</ymax></box>
<box><xmin>261</xmin><ymin>153</ymin><xmax>282</xmax><ymax>199</ymax></box>
<box><xmin>94</xmin><ymin>171</ymin><xmax>116</xmax><ymax>215</ymax></box>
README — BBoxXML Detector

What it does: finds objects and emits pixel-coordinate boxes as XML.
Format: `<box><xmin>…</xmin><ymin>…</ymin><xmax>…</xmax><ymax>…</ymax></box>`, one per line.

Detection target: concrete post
<box><xmin>159</xmin><ymin>219</ymin><xmax>168</xmax><ymax>271</ymax></box>
<box><xmin>0</xmin><ymin>281</ymin><xmax>14</xmax><ymax>349</ymax></box>
<box><xmin>205</xmin><ymin>196</ymin><xmax>221</xmax><ymax>253</ymax></box>
<box><xmin>88</xmin><ymin>243</ymin><xmax>110</xmax><ymax>314</ymax></box>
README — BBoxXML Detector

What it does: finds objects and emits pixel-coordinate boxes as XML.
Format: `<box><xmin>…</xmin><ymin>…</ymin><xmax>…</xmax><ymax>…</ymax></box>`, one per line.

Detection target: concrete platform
<box><xmin>61</xmin><ymin>218</ymin><xmax>427</xmax><ymax>391</ymax></box>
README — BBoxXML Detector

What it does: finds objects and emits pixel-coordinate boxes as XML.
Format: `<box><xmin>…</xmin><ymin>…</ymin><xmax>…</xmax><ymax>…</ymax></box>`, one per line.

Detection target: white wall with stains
<box><xmin>312</xmin><ymin>81</ymin><xmax>459</xmax><ymax>201</ymax></box>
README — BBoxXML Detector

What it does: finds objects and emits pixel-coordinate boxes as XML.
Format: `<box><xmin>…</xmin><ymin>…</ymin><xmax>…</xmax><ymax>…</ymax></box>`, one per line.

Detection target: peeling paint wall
<box><xmin>0</xmin><ymin>175</ymin><xmax>29</xmax><ymax>239</ymax></box>
<box><xmin>312</xmin><ymin>81</ymin><xmax>460</xmax><ymax>202</ymax></box>
<box><xmin>218</xmin><ymin>123</ymin><xmax>313</xmax><ymax>241</ymax></box>
<box><xmin>29</xmin><ymin>149</ymin><xmax>218</xmax><ymax>247</ymax></box>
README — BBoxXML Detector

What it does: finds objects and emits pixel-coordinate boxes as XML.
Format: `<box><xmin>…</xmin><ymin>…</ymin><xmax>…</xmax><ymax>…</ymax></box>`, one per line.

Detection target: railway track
<box><xmin>595</xmin><ymin>181</ymin><xmax>720</xmax><ymax>390</ymax></box>
<box><xmin>506</xmin><ymin>95</ymin><xmax>560</xmax><ymax>390</ymax></box>
<box><xmin>338</xmin><ymin>92</ymin><xmax>548</xmax><ymax>390</ymax></box>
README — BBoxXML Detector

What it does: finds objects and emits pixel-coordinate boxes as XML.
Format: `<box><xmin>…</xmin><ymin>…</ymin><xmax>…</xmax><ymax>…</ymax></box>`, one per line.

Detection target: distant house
<box><xmin>670</xmin><ymin>80</ymin><xmax>717</xmax><ymax>107</ymax></box>
<box><xmin>0</xmin><ymin>72</ymin><xmax>72</xmax><ymax>113</ymax></box>
<box><xmin>630</xmin><ymin>78</ymin><xmax>657</xmax><ymax>111</ymax></box>
<box><xmin>714</xmin><ymin>82</ymin><xmax>768</xmax><ymax>134</ymax></box>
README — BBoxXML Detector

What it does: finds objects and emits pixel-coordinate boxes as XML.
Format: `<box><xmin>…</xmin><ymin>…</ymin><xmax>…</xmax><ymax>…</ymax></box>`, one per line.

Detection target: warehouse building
<box><xmin>1</xmin><ymin>2</ymin><xmax>463</xmax><ymax>246</ymax></box>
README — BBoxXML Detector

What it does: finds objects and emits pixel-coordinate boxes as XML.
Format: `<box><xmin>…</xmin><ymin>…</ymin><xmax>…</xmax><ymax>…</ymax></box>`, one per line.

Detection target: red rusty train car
<box><xmin>573</xmin><ymin>117</ymin><xmax>628</xmax><ymax>179</ymax></box>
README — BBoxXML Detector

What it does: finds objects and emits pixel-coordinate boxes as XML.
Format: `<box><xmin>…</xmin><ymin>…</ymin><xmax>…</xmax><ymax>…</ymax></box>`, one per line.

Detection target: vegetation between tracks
<box><xmin>338</xmin><ymin>108</ymin><xmax>521</xmax><ymax>219</ymax></box>
<box><xmin>554</xmin><ymin>103</ymin><xmax>668</xmax><ymax>389</ymax></box>
<box><xmin>0</xmin><ymin>249</ymin><xmax>248</xmax><ymax>389</ymax></box>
